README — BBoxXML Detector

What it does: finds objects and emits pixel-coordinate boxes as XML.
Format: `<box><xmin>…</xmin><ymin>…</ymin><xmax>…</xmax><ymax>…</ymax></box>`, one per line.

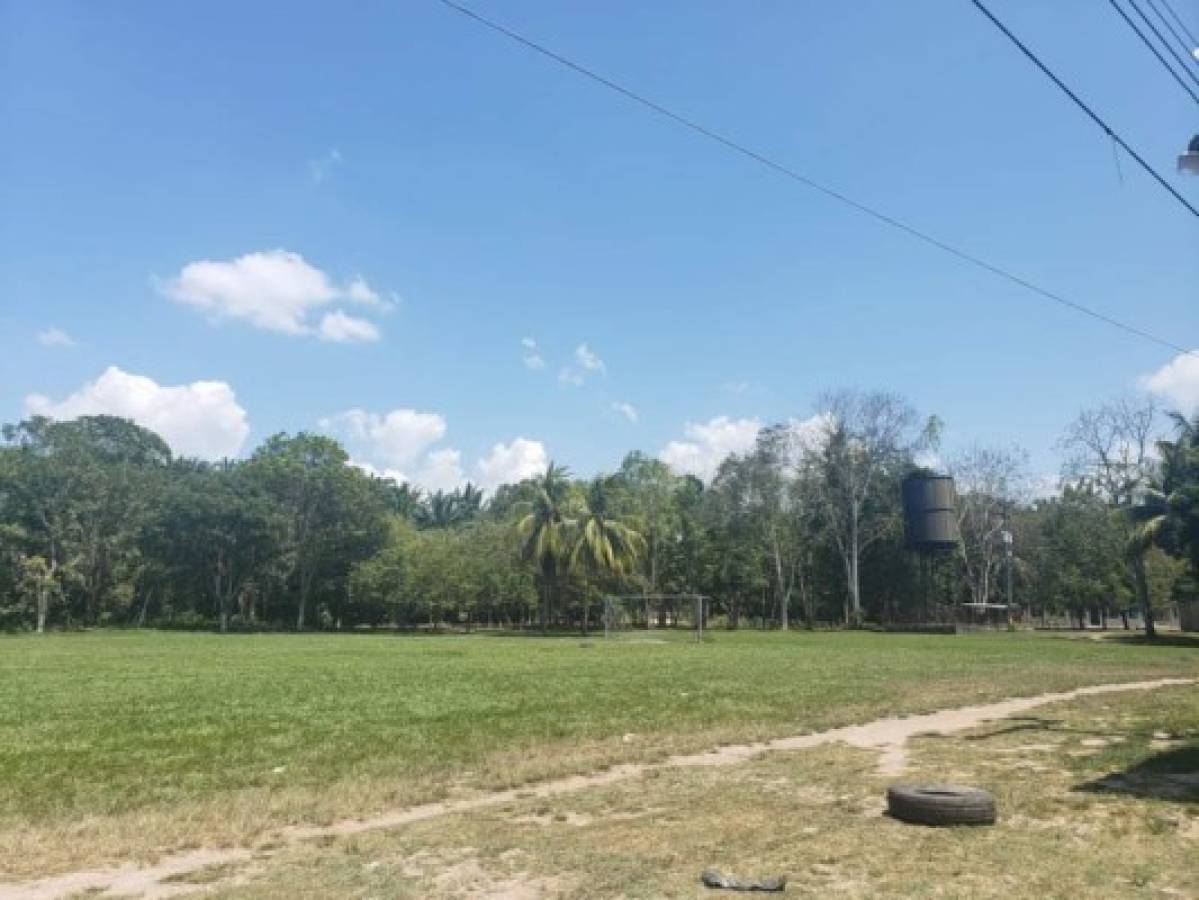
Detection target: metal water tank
<box><xmin>902</xmin><ymin>474</ymin><xmax>960</xmax><ymax>551</ymax></box>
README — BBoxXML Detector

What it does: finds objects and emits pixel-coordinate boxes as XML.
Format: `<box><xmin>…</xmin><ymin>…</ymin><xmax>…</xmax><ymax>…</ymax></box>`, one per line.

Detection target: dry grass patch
<box><xmin>197</xmin><ymin>685</ymin><xmax>1197</xmax><ymax>899</ymax></box>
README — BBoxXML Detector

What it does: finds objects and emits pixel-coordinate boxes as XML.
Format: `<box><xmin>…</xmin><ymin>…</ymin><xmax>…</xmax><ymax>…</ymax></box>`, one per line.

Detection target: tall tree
<box><xmin>611</xmin><ymin>453</ymin><xmax>679</xmax><ymax>618</ymax></box>
<box><xmin>247</xmin><ymin>433</ymin><xmax>383</xmax><ymax>630</ymax></box>
<box><xmin>146</xmin><ymin>463</ymin><xmax>279</xmax><ymax>632</ymax></box>
<box><xmin>1060</xmin><ymin>398</ymin><xmax>1162</xmax><ymax>636</ymax></box>
<box><xmin>1124</xmin><ymin>411</ymin><xmax>1199</xmax><ymax>637</ymax></box>
<box><xmin>1</xmin><ymin>418</ymin><xmax>84</xmax><ymax>630</ymax></box>
<box><xmin>516</xmin><ymin>462</ymin><xmax>573</xmax><ymax>631</ymax></box>
<box><xmin>1155</xmin><ymin>412</ymin><xmax>1199</xmax><ymax>572</ymax></box>
<box><xmin>948</xmin><ymin>445</ymin><xmax>1029</xmax><ymax>607</ymax></box>
<box><xmin>807</xmin><ymin>390</ymin><xmax>931</xmax><ymax>625</ymax></box>
<box><xmin>570</xmin><ymin>477</ymin><xmax>644</xmax><ymax>633</ymax></box>
<box><xmin>1060</xmin><ymin>397</ymin><xmax>1157</xmax><ymax>506</ymax></box>
<box><xmin>706</xmin><ymin>456</ymin><xmax>767</xmax><ymax>629</ymax></box>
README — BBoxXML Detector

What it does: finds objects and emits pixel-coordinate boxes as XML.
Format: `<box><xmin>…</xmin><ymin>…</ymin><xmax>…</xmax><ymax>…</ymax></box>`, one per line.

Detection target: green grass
<box><xmin>1</xmin><ymin>629</ymin><xmax>1195</xmax><ymax>832</ymax></box>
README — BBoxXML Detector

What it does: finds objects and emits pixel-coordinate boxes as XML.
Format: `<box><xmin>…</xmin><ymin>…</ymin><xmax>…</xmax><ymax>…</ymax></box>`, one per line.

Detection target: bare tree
<box><xmin>1060</xmin><ymin>397</ymin><xmax>1157</xmax><ymax>506</ymax></box>
<box><xmin>805</xmin><ymin>390</ymin><xmax>933</xmax><ymax>626</ymax></box>
<box><xmin>1059</xmin><ymin>397</ymin><xmax>1163</xmax><ymax>636</ymax></box>
<box><xmin>948</xmin><ymin>445</ymin><xmax>1029</xmax><ymax>607</ymax></box>
<box><xmin>750</xmin><ymin>426</ymin><xmax>808</xmax><ymax>630</ymax></box>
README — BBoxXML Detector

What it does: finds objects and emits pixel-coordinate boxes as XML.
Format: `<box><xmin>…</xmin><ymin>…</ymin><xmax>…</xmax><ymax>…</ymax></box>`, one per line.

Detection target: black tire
<box><xmin>886</xmin><ymin>784</ymin><xmax>997</xmax><ymax>826</ymax></box>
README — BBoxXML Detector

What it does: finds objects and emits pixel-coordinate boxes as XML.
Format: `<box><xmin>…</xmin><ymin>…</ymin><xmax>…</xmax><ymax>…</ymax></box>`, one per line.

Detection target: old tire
<box><xmin>886</xmin><ymin>784</ymin><xmax>997</xmax><ymax>826</ymax></box>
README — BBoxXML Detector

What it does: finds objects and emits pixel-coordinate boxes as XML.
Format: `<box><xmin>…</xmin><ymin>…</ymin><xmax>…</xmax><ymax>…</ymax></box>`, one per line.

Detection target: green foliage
<box><xmin>2</xmin><ymin>396</ymin><xmax>1194</xmax><ymax>634</ymax></box>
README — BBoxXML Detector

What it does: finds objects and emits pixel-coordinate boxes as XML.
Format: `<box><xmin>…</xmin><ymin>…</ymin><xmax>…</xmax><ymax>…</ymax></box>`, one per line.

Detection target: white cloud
<box><xmin>612</xmin><ymin>401</ymin><xmax>639</xmax><ymax>424</ymax></box>
<box><xmin>329</xmin><ymin>407</ymin><xmax>545</xmax><ymax>494</ymax></box>
<box><xmin>37</xmin><ymin>327</ymin><xmax>75</xmax><ymax>348</ymax></box>
<box><xmin>475</xmin><ymin>437</ymin><xmax>548</xmax><ymax>490</ymax></box>
<box><xmin>327</xmin><ymin>408</ymin><xmax>447</xmax><ymax>469</ymax></box>
<box><xmin>558</xmin><ymin>342</ymin><xmax>606</xmax><ymax>386</ymax></box>
<box><xmin>776</xmin><ymin>412</ymin><xmax>836</xmax><ymax>465</ymax></box>
<box><xmin>575</xmin><ymin>343</ymin><xmax>605</xmax><ymax>374</ymax></box>
<box><xmin>1139</xmin><ymin>350</ymin><xmax>1199</xmax><ymax>414</ymax></box>
<box><xmin>349</xmin><ymin>459</ymin><xmax>408</xmax><ymax>484</ymax></box>
<box><xmin>24</xmin><ymin>366</ymin><xmax>248</xmax><ymax>460</ymax></box>
<box><xmin>159</xmin><ymin>249</ymin><xmax>386</xmax><ymax>340</ymax></box>
<box><xmin>419</xmin><ymin>448</ymin><xmax>467</xmax><ymax>493</ymax></box>
<box><xmin>558</xmin><ymin>368</ymin><xmax>584</xmax><ymax>387</ymax></box>
<box><xmin>345</xmin><ymin>276</ymin><xmax>384</xmax><ymax>307</ymax></box>
<box><xmin>318</xmin><ymin>310</ymin><xmax>380</xmax><ymax>343</ymax></box>
<box><xmin>659</xmin><ymin>415</ymin><xmax>762</xmax><ymax>482</ymax></box>
<box><xmin>521</xmin><ymin>336</ymin><xmax>546</xmax><ymax>370</ymax></box>
<box><xmin>308</xmin><ymin>148</ymin><xmax>343</xmax><ymax>185</ymax></box>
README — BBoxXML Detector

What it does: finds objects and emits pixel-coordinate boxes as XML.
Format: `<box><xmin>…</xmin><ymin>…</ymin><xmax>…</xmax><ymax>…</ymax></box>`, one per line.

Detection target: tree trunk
<box><xmin>771</xmin><ymin>532</ymin><xmax>789</xmax><ymax>631</ymax></box>
<box><xmin>136</xmin><ymin>591</ymin><xmax>151</xmax><ymax>628</ymax></box>
<box><xmin>36</xmin><ymin>585</ymin><xmax>48</xmax><ymax>634</ymax></box>
<box><xmin>1132</xmin><ymin>554</ymin><xmax>1156</xmax><ymax>639</ymax></box>
<box><xmin>296</xmin><ymin>564</ymin><xmax>315</xmax><ymax>631</ymax></box>
<box><xmin>800</xmin><ymin>566</ymin><xmax>813</xmax><ymax>629</ymax></box>
<box><xmin>849</xmin><ymin>506</ymin><xmax>862</xmax><ymax>626</ymax></box>
<box><xmin>216</xmin><ymin>581</ymin><xmax>228</xmax><ymax>634</ymax></box>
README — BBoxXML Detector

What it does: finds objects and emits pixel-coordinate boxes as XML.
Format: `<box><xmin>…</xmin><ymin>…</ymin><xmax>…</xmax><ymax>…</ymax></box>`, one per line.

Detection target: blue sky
<box><xmin>2</xmin><ymin>1</ymin><xmax>1196</xmax><ymax>489</ymax></box>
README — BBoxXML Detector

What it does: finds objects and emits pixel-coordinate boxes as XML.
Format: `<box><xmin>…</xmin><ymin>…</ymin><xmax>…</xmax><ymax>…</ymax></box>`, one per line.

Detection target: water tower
<box><xmin>901</xmin><ymin>473</ymin><xmax>961</xmax><ymax>622</ymax></box>
<box><xmin>902</xmin><ymin>474</ymin><xmax>960</xmax><ymax>552</ymax></box>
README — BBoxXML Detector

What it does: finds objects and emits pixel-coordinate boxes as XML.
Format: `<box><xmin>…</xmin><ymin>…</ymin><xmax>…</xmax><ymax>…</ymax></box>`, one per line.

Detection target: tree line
<box><xmin>2</xmin><ymin>389</ymin><xmax>1196</xmax><ymax>635</ymax></box>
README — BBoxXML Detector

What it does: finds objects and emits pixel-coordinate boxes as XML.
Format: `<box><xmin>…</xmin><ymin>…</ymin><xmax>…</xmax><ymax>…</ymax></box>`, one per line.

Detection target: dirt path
<box><xmin>4</xmin><ymin>677</ymin><xmax>1192</xmax><ymax>900</ymax></box>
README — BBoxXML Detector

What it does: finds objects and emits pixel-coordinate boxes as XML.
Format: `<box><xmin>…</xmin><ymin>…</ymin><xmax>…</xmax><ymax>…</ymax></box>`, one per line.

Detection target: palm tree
<box><xmin>419</xmin><ymin>483</ymin><xmax>484</xmax><ymax>529</ymax></box>
<box><xmin>1126</xmin><ymin>495</ymin><xmax>1167</xmax><ymax>640</ymax></box>
<box><xmin>570</xmin><ymin>478</ymin><xmax>645</xmax><ymax>634</ymax></box>
<box><xmin>516</xmin><ymin>462</ymin><xmax>573</xmax><ymax>631</ymax></box>
<box><xmin>1125</xmin><ymin>412</ymin><xmax>1199</xmax><ymax>639</ymax></box>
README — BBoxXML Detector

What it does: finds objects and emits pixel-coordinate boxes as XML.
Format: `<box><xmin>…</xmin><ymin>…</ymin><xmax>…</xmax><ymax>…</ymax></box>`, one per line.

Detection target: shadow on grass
<box><xmin>960</xmin><ymin>716</ymin><xmax>1065</xmax><ymax>740</ymax></box>
<box><xmin>1075</xmin><ymin>743</ymin><xmax>1199</xmax><ymax>803</ymax></box>
<box><xmin>948</xmin><ymin>715</ymin><xmax>1126</xmax><ymax>743</ymax></box>
<box><xmin>1099</xmin><ymin>634</ymin><xmax>1199</xmax><ymax>649</ymax></box>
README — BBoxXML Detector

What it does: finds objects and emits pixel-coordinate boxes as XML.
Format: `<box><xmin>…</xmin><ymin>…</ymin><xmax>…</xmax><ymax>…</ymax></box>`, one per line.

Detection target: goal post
<box><xmin>602</xmin><ymin>594</ymin><xmax>709</xmax><ymax>642</ymax></box>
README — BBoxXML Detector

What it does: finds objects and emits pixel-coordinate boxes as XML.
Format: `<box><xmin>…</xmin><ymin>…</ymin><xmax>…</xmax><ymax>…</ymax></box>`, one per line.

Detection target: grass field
<box><xmin>214</xmin><ymin>683</ymin><xmax>1197</xmax><ymax>899</ymax></box>
<box><xmin>0</xmin><ymin>629</ymin><xmax>1196</xmax><ymax>887</ymax></box>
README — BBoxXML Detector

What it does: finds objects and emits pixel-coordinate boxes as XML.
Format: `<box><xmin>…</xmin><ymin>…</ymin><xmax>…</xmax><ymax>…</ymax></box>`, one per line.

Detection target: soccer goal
<box><xmin>602</xmin><ymin>593</ymin><xmax>710</xmax><ymax>642</ymax></box>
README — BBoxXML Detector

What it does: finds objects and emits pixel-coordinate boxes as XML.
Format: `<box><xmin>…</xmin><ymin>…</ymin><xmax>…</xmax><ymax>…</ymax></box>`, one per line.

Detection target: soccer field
<box><xmin>1</xmin><ymin>630</ymin><xmax>1196</xmax><ymax>887</ymax></box>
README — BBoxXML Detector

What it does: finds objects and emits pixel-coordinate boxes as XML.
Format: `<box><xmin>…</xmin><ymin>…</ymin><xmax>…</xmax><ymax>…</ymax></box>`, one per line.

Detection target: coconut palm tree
<box><xmin>1124</xmin><ymin>412</ymin><xmax>1199</xmax><ymax>639</ymax></box>
<box><xmin>570</xmin><ymin>478</ymin><xmax>645</xmax><ymax>633</ymax></box>
<box><xmin>1126</xmin><ymin>496</ymin><xmax>1167</xmax><ymax>640</ymax></box>
<box><xmin>419</xmin><ymin>483</ymin><xmax>484</xmax><ymax>529</ymax></box>
<box><xmin>516</xmin><ymin>462</ymin><xmax>573</xmax><ymax>631</ymax></box>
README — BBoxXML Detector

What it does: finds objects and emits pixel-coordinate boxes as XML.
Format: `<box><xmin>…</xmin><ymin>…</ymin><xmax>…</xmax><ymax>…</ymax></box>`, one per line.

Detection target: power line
<box><xmin>436</xmin><ymin>0</ymin><xmax>1198</xmax><ymax>359</ymax></box>
<box><xmin>970</xmin><ymin>0</ymin><xmax>1199</xmax><ymax>218</ymax></box>
<box><xmin>1125</xmin><ymin>0</ymin><xmax>1199</xmax><ymax>90</ymax></box>
<box><xmin>1157</xmin><ymin>0</ymin><xmax>1199</xmax><ymax>49</ymax></box>
<box><xmin>1144</xmin><ymin>0</ymin><xmax>1199</xmax><ymax>71</ymax></box>
<box><xmin>1106</xmin><ymin>0</ymin><xmax>1199</xmax><ymax>103</ymax></box>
